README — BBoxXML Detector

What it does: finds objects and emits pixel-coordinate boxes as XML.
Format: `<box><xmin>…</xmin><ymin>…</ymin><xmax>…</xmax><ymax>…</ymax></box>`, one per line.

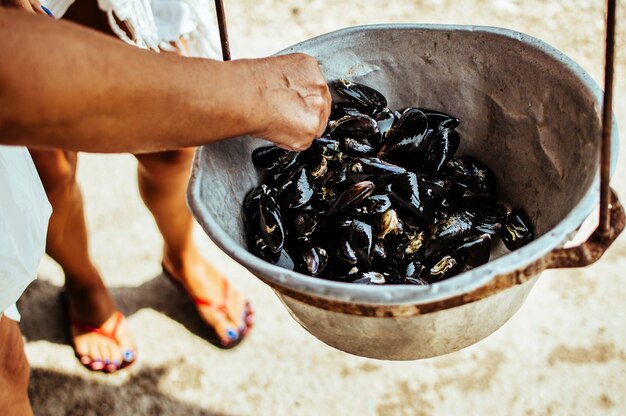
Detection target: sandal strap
<box><xmin>70</xmin><ymin>311</ymin><xmax>125</xmax><ymax>345</ymax></box>
<box><xmin>193</xmin><ymin>279</ymin><xmax>229</xmax><ymax>315</ymax></box>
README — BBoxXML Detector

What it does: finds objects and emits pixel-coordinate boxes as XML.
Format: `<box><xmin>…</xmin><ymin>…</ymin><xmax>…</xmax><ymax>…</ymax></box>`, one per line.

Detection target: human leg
<box><xmin>136</xmin><ymin>149</ymin><xmax>253</xmax><ymax>346</ymax></box>
<box><xmin>0</xmin><ymin>316</ymin><xmax>33</xmax><ymax>416</ymax></box>
<box><xmin>29</xmin><ymin>149</ymin><xmax>135</xmax><ymax>372</ymax></box>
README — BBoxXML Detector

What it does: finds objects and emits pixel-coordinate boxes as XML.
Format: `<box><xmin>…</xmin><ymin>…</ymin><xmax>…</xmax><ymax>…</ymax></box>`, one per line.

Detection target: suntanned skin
<box><xmin>0</xmin><ymin>6</ymin><xmax>330</xmax><ymax>413</ymax></box>
<box><xmin>0</xmin><ymin>9</ymin><xmax>331</xmax><ymax>152</ymax></box>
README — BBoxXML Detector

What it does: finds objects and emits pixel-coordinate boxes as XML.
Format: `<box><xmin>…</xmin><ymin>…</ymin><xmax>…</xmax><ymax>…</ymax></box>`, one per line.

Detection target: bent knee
<box><xmin>29</xmin><ymin>149</ymin><xmax>77</xmax><ymax>195</ymax></box>
<box><xmin>136</xmin><ymin>148</ymin><xmax>196</xmax><ymax>176</ymax></box>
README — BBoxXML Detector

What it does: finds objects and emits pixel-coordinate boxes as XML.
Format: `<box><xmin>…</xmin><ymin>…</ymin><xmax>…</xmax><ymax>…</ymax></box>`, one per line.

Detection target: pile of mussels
<box><xmin>243</xmin><ymin>79</ymin><xmax>534</xmax><ymax>285</ymax></box>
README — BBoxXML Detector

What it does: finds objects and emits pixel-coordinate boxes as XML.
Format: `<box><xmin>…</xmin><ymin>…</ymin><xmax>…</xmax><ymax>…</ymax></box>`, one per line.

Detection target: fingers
<box><xmin>252</xmin><ymin>53</ymin><xmax>330</xmax><ymax>152</ymax></box>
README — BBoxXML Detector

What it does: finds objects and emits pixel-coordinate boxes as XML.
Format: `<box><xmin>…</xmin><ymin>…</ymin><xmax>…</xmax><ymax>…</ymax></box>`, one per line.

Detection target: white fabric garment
<box><xmin>0</xmin><ymin>147</ymin><xmax>52</xmax><ymax>322</ymax></box>
<box><xmin>42</xmin><ymin>0</ymin><xmax>222</xmax><ymax>59</ymax></box>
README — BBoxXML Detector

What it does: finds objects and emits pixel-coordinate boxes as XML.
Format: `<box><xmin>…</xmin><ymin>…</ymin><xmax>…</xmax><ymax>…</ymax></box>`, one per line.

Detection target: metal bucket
<box><xmin>188</xmin><ymin>25</ymin><xmax>624</xmax><ymax>360</ymax></box>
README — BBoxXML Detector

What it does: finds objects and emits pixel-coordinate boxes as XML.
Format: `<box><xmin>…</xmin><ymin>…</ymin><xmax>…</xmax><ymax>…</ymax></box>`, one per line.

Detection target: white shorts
<box><xmin>0</xmin><ymin>147</ymin><xmax>52</xmax><ymax>322</ymax></box>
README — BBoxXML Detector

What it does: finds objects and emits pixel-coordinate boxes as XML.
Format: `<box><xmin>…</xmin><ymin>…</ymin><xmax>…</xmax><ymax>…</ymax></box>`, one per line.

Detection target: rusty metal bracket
<box><xmin>547</xmin><ymin>188</ymin><xmax>624</xmax><ymax>269</ymax></box>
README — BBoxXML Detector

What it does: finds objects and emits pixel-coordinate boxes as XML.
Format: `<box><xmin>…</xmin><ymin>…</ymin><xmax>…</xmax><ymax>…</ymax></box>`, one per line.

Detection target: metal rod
<box><xmin>214</xmin><ymin>0</ymin><xmax>231</xmax><ymax>61</ymax></box>
<box><xmin>599</xmin><ymin>0</ymin><xmax>616</xmax><ymax>236</ymax></box>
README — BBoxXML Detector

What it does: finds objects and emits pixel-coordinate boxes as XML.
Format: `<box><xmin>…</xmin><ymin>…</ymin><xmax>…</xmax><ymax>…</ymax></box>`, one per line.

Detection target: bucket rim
<box><xmin>189</xmin><ymin>23</ymin><xmax>619</xmax><ymax>307</ymax></box>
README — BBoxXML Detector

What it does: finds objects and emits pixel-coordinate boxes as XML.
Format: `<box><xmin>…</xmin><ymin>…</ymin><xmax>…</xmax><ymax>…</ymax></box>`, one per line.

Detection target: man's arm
<box><xmin>0</xmin><ymin>8</ymin><xmax>331</xmax><ymax>153</ymax></box>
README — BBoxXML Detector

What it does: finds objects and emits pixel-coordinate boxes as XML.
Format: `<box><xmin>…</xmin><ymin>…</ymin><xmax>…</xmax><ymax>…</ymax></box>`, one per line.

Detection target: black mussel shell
<box><xmin>357</xmin><ymin>194</ymin><xmax>392</xmax><ymax>216</ymax></box>
<box><xmin>343</xmin><ymin>138</ymin><xmax>376</xmax><ymax>157</ymax></box>
<box><xmin>424</xmin><ymin>212</ymin><xmax>474</xmax><ymax>258</ymax></box>
<box><xmin>292</xmin><ymin>212</ymin><xmax>319</xmax><ymax>237</ymax></box>
<box><xmin>422</xmin><ymin>178</ymin><xmax>453</xmax><ymax>211</ymax></box>
<box><xmin>474</xmin><ymin>204</ymin><xmax>507</xmax><ymax>235</ymax></box>
<box><xmin>419</xmin><ymin>128</ymin><xmax>460</xmax><ymax>174</ymax></box>
<box><xmin>353</xmin><ymin>271</ymin><xmax>386</xmax><ymax>285</ymax></box>
<box><xmin>374</xmin><ymin>108</ymin><xmax>397</xmax><ymax>141</ymax></box>
<box><xmin>349</xmin><ymin>220</ymin><xmax>374</xmax><ymax>264</ymax></box>
<box><xmin>330</xmin><ymin>102</ymin><xmax>364</xmax><ymax>120</ymax></box>
<box><xmin>252</xmin><ymin>145</ymin><xmax>299</xmax><ymax>173</ymax></box>
<box><xmin>420</xmin><ymin>108</ymin><xmax>460</xmax><ymax>130</ymax></box>
<box><xmin>450</xmin><ymin>233</ymin><xmax>491</xmax><ymax>268</ymax></box>
<box><xmin>333</xmin><ymin>238</ymin><xmax>358</xmax><ymax>265</ymax></box>
<box><xmin>328</xmin><ymin>181</ymin><xmax>375</xmax><ymax>215</ymax></box>
<box><xmin>278</xmin><ymin>166</ymin><xmax>315</xmax><ymax>209</ymax></box>
<box><xmin>445</xmin><ymin>156</ymin><xmax>497</xmax><ymax>206</ymax></box>
<box><xmin>390</xmin><ymin>172</ymin><xmax>435</xmax><ymax>224</ymax></box>
<box><xmin>301</xmin><ymin>245</ymin><xmax>329</xmax><ymax>276</ymax></box>
<box><xmin>378</xmin><ymin>109</ymin><xmax>429</xmax><ymax>165</ymax></box>
<box><xmin>404</xmin><ymin>254</ymin><xmax>427</xmax><ymax>284</ymax></box>
<box><xmin>334</xmin><ymin>79</ymin><xmax>387</xmax><ymax>113</ymax></box>
<box><xmin>501</xmin><ymin>207</ymin><xmax>534</xmax><ymax>250</ymax></box>
<box><xmin>304</xmin><ymin>137</ymin><xmax>342</xmax><ymax>164</ymax></box>
<box><xmin>372</xmin><ymin>239</ymin><xmax>387</xmax><ymax>261</ymax></box>
<box><xmin>348</xmin><ymin>157</ymin><xmax>406</xmax><ymax>182</ymax></box>
<box><xmin>258</xmin><ymin>192</ymin><xmax>285</xmax><ymax>253</ymax></box>
<box><xmin>329</xmin><ymin>115</ymin><xmax>380</xmax><ymax>141</ymax></box>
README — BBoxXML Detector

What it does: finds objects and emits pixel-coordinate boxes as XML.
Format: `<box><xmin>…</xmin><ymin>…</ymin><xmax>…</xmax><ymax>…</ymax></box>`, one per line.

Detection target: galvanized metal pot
<box><xmin>188</xmin><ymin>25</ymin><xmax>623</xmax><ymax>360</ymax></box>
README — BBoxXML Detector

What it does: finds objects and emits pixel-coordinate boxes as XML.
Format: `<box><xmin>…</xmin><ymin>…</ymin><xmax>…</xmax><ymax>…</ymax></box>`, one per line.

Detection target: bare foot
<box><xmin>66</xmin><ymin>281</ymin><xmax>137</xmax><ymax>372</ymax></box>
<box><xmin>162</xmin><ymin>245</ymin><xmax>254</xmax><ymax>347</ymax></box>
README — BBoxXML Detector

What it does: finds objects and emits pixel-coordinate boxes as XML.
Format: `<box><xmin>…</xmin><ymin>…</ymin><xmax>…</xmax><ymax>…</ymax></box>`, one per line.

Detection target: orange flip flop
<box><xmin>69</xmin><ymin>311</ymin><xmax>136</xmax><ymax>372</ymax></box>
<box><xmin>162</xmin><ymin>263</ymin><xmax>253</xmax><ymax>348</ymax></box>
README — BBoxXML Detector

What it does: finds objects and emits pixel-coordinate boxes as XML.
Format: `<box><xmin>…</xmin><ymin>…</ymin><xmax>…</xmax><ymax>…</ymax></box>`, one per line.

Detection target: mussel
<box><xmin>245</xmin><ymin>78</ymin><xmax>535</xmax><ymax>286</ymax></box>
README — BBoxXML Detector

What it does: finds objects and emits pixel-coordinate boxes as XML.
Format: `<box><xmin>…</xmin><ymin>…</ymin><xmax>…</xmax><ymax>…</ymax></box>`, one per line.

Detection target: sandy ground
<box><xmin>18</xmin><ymin>0</ymin><xmax>626</xmax><ymax>415</ymax></box>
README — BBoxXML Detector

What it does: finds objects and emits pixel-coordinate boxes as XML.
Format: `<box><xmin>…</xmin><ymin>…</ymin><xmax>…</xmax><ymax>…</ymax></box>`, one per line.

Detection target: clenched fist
<box><xmin>246</xmin><ymin>53</ymin><xmax>331</xmax><ymax>151</ymax></box>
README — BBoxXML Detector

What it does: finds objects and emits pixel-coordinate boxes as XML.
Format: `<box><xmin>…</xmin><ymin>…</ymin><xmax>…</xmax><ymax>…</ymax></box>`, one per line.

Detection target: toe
<box><xmin>199</xmin><ymin>305</ymin><xmax>241</xmax><ymax>346</ymax></box>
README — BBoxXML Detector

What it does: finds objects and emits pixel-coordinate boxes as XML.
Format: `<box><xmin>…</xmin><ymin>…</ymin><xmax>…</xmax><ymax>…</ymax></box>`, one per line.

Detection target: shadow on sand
<box><xmin>29</xmin><ymin>366</ymin><xmax>227</xmax><ymax>416</ymax></box>
<box><xmin>20</xmin><ymin>274</ymin><xmax>239</xmax><ymax>415</ymax></box>
<box><xmin>18</xmin><ymin>274</ymin><xmax>226</xmax><ymax>347</ymax></box>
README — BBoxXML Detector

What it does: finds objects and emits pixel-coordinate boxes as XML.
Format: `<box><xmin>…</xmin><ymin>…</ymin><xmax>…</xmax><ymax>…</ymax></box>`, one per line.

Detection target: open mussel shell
<box><xmin>334</xmin><ymin>79</ymin><xmax>387</xmax><ymax>114</ymax></box>
<box><xmin>258</xmin><ymin>192</ymin><xmax>285</xmax><ymax>253</ymax></box>
<box><xmin>501</xmin><ymin>207</ymin><xmax>535</xmax><ymax>250</ymax></box>
<box><xmin>390</xmin><ymin>172</ymin><xmax>435</xmax><ymax>224</ymax></box>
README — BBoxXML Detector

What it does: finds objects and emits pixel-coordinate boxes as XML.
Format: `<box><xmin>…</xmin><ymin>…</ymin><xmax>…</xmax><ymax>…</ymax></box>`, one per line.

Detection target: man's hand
<box><xmin>1</xmin><ymin>0</ymin><xmax>47</xmax><ymax>15</ymax></box>
<box><xmin>249</xmin><ymin>53</ymin><xmax>331</xmax><ymax>151</ymax></box>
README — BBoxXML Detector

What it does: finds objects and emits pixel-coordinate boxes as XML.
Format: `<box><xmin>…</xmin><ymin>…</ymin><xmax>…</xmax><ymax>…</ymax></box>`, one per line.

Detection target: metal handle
<box><xmin>546</xmin><ymin>188</ymin><xmax>624</xmax><ymax>269</ymax></box>
<box><xmin>214</xmin><ymin>0</ymin><xmax>231</xmax><ymax>61</ymax></box>
<box><xmin>548</xmin><ymin>0</ymin><xmax>624</xmax><ymax>270</ymax></box>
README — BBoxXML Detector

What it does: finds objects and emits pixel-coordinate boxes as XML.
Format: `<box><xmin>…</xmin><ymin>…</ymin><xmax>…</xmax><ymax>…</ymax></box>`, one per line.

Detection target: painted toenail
<box><xmin>227</xmin><ymin>328</ymin><xmax>238</xmax><ymax>340</ymax></box>
<box><xmin>123</xmin><ymin>350</ymin><xmax>134</xmax><ymax>361</ymax></box>
<box><xmin>104</xmin><ymin>359</ymin><xmax>110</xmax><ymax>365</ymax></box>
<box><xmin>113</xmin><ymin>360</ymin><xmax>121</xmax><ymax>367</ymax></box>
<box><xmin>91</xmin><ymin>361</ymin><xmax>104</xmax><ymax>370</ymax></box>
